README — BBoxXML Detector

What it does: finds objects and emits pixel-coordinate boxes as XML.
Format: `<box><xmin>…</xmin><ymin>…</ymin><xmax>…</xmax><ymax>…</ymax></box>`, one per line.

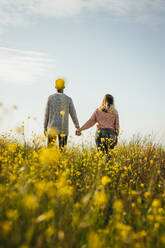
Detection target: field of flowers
<box><xmin>0</xmin><ymin>135</ymin><xmax>165</xmax><ymax>248</ymax></box>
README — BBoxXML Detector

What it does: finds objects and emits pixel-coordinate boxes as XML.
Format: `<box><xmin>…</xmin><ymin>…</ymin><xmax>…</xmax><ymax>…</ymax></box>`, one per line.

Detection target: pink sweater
<box><xmin>80</xmin><ymin>108</ymin><xmax>119</xmax><ymax>134</ymax></box>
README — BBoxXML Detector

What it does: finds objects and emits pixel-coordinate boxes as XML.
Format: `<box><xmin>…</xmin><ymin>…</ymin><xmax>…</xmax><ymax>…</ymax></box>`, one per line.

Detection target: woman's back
<box><xmin>95</xmin><ymin>108</ymin><xmax>119</xmax><ymax>131</ymax></box>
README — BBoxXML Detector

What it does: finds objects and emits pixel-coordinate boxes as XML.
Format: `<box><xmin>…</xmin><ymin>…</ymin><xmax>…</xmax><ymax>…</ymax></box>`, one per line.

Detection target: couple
<box><xmin>44</xmin><ymin>78</ymin><xmax>119</xmax><ymax>154</ymax></box>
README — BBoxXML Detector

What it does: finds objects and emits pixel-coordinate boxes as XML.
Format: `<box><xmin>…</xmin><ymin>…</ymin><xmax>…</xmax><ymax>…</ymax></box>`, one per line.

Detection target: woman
<box><xmin>76</xmin><ymin>94</ymin><xmax>119</xmax><ymax>154</ymax></box>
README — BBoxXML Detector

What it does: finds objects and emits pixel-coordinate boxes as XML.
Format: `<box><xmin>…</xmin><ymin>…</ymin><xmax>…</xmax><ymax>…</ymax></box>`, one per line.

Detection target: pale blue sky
<box><xmin>0</xmin><ymin>0</ymin><xmax>165</xmax><ymax>145</ymax></box>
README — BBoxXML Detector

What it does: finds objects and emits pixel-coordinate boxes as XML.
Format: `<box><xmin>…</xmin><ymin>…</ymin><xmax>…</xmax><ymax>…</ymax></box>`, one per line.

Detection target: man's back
<box><xmin>44</xmin><ymin>92</ymin><xmax>79</xmax><ymax>135</ymax></box>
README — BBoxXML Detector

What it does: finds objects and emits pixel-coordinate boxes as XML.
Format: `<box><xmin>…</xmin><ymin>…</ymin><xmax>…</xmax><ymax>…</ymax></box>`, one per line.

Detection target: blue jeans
<box><xmin>95</xmin><ymin>128</ymin><xmax>116</xmax><ymax>154</ymax></box>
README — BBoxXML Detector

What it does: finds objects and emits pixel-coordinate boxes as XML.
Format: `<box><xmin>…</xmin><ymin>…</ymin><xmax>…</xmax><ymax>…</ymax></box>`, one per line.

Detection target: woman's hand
<box><xmin>75</xmin><ymin>129</ymin><xmax>81</xmax><ymax>136</ymax></box>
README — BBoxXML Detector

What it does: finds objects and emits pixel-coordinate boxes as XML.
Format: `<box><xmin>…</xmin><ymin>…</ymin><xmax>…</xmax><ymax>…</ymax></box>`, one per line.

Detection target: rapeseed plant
<box><xmin>0</xmin><ymin>134</ymin><xmax>165</xmax><ymax>247</ymax></box>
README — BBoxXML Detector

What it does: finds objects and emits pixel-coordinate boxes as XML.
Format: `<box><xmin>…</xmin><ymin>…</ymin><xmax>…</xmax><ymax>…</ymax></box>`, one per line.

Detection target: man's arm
<box><xmin>44</xmin><ymin>99</ymin><xmax>49</xmax><ymax>133</ymax></box>
<box><xmin>69</xmin><ymin>98</ymin><xmax>80</xmax><ymax>129</ymax></box>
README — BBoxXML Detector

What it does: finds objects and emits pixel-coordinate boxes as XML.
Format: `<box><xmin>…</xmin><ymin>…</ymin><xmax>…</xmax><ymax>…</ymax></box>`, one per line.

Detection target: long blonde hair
<box><xmin>99</xmin><ymin>94</ymin><xmax>117</xmax><ymax>114</ymax></box>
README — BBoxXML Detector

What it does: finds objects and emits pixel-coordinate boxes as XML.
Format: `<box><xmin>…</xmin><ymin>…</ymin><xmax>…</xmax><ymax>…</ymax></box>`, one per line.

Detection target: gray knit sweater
<box><xmin>44</xmin><ymin>93</ymin><xmax>80</xmax><ymax>135</ymax></box>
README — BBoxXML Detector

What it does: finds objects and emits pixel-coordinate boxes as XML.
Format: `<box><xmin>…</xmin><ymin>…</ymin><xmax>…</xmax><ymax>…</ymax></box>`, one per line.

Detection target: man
<box><xmin>44</xmin><ymin>78</ymin><xmax>80</xmax><ymax>148</ymax></box>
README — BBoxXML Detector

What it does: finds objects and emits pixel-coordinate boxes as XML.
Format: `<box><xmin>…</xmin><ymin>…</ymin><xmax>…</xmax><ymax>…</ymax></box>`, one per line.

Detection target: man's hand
<box><xmin>75</xmin><ymin>129</ymin><xmax>81</xmax><ymax>136</ymax></box>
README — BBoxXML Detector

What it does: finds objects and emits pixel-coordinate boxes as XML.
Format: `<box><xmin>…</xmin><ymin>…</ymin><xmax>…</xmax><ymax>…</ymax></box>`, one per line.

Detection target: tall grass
<box><xmin>0</xmin><ymin>135</ymin><xmax>165</xmax><ymax>248</ymax></box>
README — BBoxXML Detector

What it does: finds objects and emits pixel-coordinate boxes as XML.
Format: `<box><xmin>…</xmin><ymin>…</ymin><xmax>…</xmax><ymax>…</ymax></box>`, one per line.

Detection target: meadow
<box><xmin>0</xmin><ymin>134</ymin><xmax>165</xmax><ymax>248</ymax></box>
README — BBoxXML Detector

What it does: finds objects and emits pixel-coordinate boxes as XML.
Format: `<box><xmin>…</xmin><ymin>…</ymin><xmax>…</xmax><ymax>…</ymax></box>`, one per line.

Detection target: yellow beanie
<box><xmin>55</xmin><ymin>78</ymin><xmax>65</xmax><ymax>90</ymax></box>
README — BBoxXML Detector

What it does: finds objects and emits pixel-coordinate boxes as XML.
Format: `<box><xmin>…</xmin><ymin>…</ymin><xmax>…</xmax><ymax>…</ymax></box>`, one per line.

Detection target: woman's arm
<box><xmin>80</xmin><ymin>111</ymin><xmax>97</xmax><ymax>131</ymax></box>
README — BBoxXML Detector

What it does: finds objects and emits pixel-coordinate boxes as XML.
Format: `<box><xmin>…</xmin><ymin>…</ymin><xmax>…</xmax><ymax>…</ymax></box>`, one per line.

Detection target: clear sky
<box><xmin>0</xmin><ymin>0</ymin><xmax>165</xmax><ymax>145</ymax></box>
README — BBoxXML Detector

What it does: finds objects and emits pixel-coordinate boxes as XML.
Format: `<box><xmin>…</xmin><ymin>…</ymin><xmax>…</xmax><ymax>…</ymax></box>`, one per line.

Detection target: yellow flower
<box><xmin>144</xmin><ymin>191</ymin><xmax>151</xmax><ymax>198</ymax></box>
<box><xmin>22</xmin><ymin>194</ymin><xmax>38</xmax><ymax>210</ymax></box>
<box><xmin>48</xmin><ymin>127</ymin><xmax>58</xmax><ymax>137</ymax></box>
<box><xmin>2</xmin><ymin>221</ymin><xmax>12</xmax><ymax>234</ymax></box>
<box><xmin>60</xmin><ymin>110</ymin><xmax>65</xmax><ymax>115</ymax></box>
<box><xmin>147</xmin><ymin>214</ymin><xmax>154</xmax><ymax>221</ymax></box>
<box><xmin>101</xmin><ymin>176</ymin><xmax>111</xmax><ymax>186</ymax></box>
<box><xmin>88</xmin><ymin>231</ymin><xmax>102</xmax><ymax>248</ymax></box>
<box><xmin>6</xmin><ymin>209</ymin><xmax>18</xmax><ymax>220</ymax></box>
<box><xmin>93</xmin><ymin>191</ymin><xmax>107</xmax><ymax>207</ymax></box>
<box><xmin>39</xmin><ymin>147</ymin><xmax>61</xmax><ymax>165</ymax></box>
<box><xmin>60</xmin><ymin>134</ymin><xmax>66</xmax><ymax>138</ymax></box>
<box><xmin>131</xmin><ymin>203</ymin><xmax>136</xmax><ymax>208</ymax></box>
<box><xmin>113</xmin><ymin>200</ymin><xmax>123</xmax><ymax>212</ymax></box>
<box><xmin>55</xmin><ymin>173</ymin><xmax>73</xmax><ymax>199</ymax></box>
<box><xmin>58</xmin><ymin>230</ymin><xmax>65</xmax><ymax>241</ymax></box>
<box><xmin>152</xmin><ymin>199</ymin><xmax>160</xmax><ymax>208</ymax></box>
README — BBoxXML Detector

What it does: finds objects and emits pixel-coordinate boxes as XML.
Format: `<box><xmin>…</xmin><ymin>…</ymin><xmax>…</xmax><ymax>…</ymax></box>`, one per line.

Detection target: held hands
<box><xmin>75</xmin><ymin>129</ymin><xmax>81</xmax><ymax>136</ymax></box>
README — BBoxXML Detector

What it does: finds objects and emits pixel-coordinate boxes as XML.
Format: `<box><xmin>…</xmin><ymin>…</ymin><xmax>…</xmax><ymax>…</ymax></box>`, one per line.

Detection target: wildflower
<box><xmin>45</xmin><ymin>227</ymin><xmax>55</xmax><ymax>238</ymax></box>
<box><xmin>22</xmin><ymin>194</ymin><xmax>38</xmax><ymax>210</ymax></box>
<box><xmin>48</xmin><ymin>127</ymin><xmax>58</xmax><ymax>137</ymax></box>
<box><xmin>101</xmin><ymin>176</ymin><xmax>111</xmax><ymax>186</ymax></box>
<box><xmin>2</xmin><ymin>221</ymin><xmax>12</xmax><ymax>234</ymax></box>
<box><xmin>6</xmin><ymin>209</ymin><xmax>18</xmax><ymax>220</ymax></box>
<box><xmin>139</xmin><ymin>230</ymin><xmax>147</xmax><ymax>238</ymax></box>
<box><xmin>154</xmin><ymin>223</ymin><xmax>160</xmax><ymax>229</ymax></box>
<box><xmin>158</xmin><ymin>208</ymin><xmax>164</xmax><ymax>214</ymax></box>
<box><xmin>58</xmin><ymin>230</ymin><xmax>65</xmax><ymax>240</ymax></box>
<box><xmin>131</xmin><ymin>203</ymin><xmax>136</xmax><ymax>208</ymax></box>
<box><xmin>7</xmin><ymin>143</ymin><xmax>17</xmax><ymax>153</ymax></box>
<box><xmin>93</xmin><ymin>191</ymin><xmax>107</xmax><ymax>207</ymax></box>
<box><xmin>60</xmin><ymin>110</ymin><xmax>65</xmax><ymax>115</ymax></box>
<box><xmin>147</xmin><ymin>214</ymin><xmax>154</xmax><ymax>221</ymax></box>
<box><xmin>131</xmin><ymin>190</ymin><xmax>137</xmax><ymax>196</ymax></box>
<box><xmin>88</xmin><ymin>231</ymin><xmax>102</xmax><ymax>248</ymax></box>
<box><xmin>113</xmin><ymin>200</ymin><xmax>123</xmax><ymax>212</ymax></box>
<box><xmin>55</xmin><ymin>173</ymin><xmax>73</xmax><ymax>199</ymax></box>
<box><xmin>152</xmin><ymin>199</ymin><xmax>160</xmax><ymax>208</ymax></box>
<box><xmin>137</xmin><ymin>197</ymin><xmax>142</xmax><ymax>204</ymax></box>
<box><xmin>115</xmin><ymin>222</ymin><xmax>132</xmax><ymax>242</ymax></box>
<box><xmin>101</xmin><ymin>138</ymin><xmax>105</xmax><ymax>143</ymax></box>
<box><xmin>60</xmin><ymin>134</ymin><xmax>66</xmax><ymax>138</ymax></box>
<box><xmin>39</xmin><ymin>148</ymin><xmax>59</xmax><ymax>164</ymax></box>
<box><xmin>144</xmin><ymin>192</ymin><xmax>151</xmax><ymax>198</ymax></box>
